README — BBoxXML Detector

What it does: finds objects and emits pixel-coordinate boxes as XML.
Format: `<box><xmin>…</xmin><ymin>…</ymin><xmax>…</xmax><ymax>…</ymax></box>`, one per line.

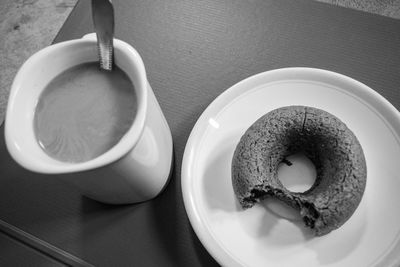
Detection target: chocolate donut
<box><xmin>231</xmin><ymin>106</ymin><xmax>367</xmax><ymax>236</ymax></box>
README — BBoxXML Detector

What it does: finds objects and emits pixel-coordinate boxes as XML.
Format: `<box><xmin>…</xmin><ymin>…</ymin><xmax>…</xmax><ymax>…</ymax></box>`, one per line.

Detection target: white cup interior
<box><xmin>5</xmin><ymin>38</ymin><xmax>147</xmax><ymax>174</ymax></box>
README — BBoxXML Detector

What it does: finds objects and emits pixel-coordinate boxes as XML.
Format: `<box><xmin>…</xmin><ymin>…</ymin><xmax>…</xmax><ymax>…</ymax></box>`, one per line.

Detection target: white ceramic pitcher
<box><xmin>5</xmin><ymin>34</ymin><xmax>174</xmax><ymax>204</ymax></box>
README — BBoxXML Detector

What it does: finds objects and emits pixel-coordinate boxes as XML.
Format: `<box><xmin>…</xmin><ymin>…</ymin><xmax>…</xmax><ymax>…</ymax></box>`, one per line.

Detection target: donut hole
<box><xmin>277</xmin><ymin>152</ymin><xmax>317</xmax><ymax>193</ymax></box>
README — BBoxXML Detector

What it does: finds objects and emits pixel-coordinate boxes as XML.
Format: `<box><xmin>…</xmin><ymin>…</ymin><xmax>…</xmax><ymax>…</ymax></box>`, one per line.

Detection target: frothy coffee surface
<box><xmin>34</xmin><ymin>62</ymin><xmax>136</xmax><ymax>163</ymax></box>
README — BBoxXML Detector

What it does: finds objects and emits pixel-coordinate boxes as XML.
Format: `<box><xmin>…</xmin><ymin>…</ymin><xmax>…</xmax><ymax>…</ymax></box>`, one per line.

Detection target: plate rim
<box><xmin>181</xmin><ymin>67</ymin><xmax>400</xmax><ymax>267</ymax></box>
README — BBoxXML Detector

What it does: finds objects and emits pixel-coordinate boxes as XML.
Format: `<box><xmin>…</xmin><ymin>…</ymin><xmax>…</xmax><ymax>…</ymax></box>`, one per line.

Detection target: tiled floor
<box><xmin>0</xmin><ymin>0</ymin><xmax>399</xmax><ymax>124</ymax></box>
<box><xmin>319</xmin><ymin>0</ymin><xmax>400</xmax><ymax>19</ymax></box>
<box><xmin>0</xmin><ymin>0</ymin><xmax>77</xmax><ymax>123</ymax></box>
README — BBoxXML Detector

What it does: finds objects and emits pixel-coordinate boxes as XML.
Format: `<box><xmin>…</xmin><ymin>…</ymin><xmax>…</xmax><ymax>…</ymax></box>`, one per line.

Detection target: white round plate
<box><xmin>181</xmin><ymin>68</ymin><xmax>400</xmax><ymax>267</ymax></box>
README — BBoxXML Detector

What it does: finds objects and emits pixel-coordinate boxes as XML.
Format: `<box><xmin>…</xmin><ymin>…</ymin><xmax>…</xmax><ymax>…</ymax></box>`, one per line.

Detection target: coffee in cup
<box><xmin>34</xmin><ymin>62</ymin><xmax>136</xmax><ymax>163</ymax></box>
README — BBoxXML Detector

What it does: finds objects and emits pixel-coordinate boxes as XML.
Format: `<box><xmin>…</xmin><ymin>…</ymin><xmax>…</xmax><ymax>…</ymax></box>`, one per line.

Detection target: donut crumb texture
<box><xmin>231</xmin><ymin>106</ymin><xmax>367</xmax><ymax>236</ymax></box>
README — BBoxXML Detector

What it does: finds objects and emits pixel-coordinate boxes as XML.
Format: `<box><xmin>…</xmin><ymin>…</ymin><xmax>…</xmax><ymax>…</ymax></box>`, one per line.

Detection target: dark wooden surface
<box><xmin>0</xmin><ymin>231</ymin><xmax>66</xmax><ymax>266</ymax></box>
<box><xmin>1</xmin><ymin>0</ymin><xmax>400</xmax><ymax>266</ymax></box>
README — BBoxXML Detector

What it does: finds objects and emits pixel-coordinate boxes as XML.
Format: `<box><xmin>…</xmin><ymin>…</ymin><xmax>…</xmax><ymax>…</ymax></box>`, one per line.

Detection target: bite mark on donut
<box><xmin>299</xmin><ymin>202</ymin><xmax>320</xmax><ymax>229</ymax></box>
<box><xmin>242</xmin><ymin>186</ymin><xmax>267</xmax><ymax>208</ymax></box>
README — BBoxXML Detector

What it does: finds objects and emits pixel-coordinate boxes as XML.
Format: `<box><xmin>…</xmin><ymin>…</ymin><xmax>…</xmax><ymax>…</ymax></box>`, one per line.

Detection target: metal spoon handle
<box><xmin>91</xmin><ymin>0</ymin><xmax>114</xmax><ymax>71</ymax></box>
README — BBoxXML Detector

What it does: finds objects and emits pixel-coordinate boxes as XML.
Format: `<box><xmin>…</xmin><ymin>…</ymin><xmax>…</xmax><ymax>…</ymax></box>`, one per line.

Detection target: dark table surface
<box><xmin>1</xmin><ymin>0</ymin><xmax>400</xmax><ymax>266</ymax></box>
